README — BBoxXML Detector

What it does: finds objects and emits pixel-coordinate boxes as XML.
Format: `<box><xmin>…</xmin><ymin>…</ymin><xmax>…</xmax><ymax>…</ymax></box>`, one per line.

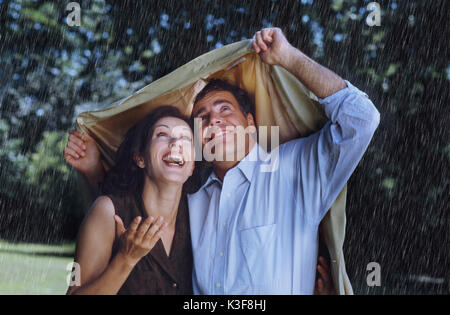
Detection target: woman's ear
<box><xmin>134</xmin><ymin>153</ymin><xmax>145</xmax><ymax>169</ymax></box>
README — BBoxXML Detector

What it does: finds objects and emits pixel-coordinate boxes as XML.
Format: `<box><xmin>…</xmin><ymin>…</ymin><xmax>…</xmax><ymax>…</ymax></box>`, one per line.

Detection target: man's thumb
<box><xmin>114</xmin><ymin>215</ymin><xmax>126</xmax><ymax>237</ymax></box>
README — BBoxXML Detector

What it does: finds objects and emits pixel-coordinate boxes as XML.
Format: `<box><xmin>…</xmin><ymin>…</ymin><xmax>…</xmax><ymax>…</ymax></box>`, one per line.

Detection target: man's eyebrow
<box><xmin>192</xmin><ymin>99</ymin><xmax>234</xmax><ymax>117</ymax></box>
<box><xmin>213</xmin><ymin>99</ymin><xmax>233</xmax><ymax>106</ymax></box>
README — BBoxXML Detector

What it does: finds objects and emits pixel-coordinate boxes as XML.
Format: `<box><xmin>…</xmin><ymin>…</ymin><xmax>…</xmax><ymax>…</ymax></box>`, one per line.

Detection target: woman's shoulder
<box><xmin>76</xmin><ymin>196</ymin><xmax>116</xmax><ymax>248</ymax></box>
<box><xmin>87</xmin><ymin>195</ymin><xmax>116</xmax><ymax>220</ymax></box>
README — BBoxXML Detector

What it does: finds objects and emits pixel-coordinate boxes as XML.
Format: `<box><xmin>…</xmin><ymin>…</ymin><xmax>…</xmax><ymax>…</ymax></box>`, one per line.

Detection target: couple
<box><xmin>64</xmin><ymin>28</ymin><xmax>380</xmax><ymax>295</ymax></box>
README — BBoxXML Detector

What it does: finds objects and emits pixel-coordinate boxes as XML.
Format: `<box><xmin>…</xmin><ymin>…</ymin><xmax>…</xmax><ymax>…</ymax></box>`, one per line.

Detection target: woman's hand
<box><xmin>314</xmin><ymin>256</ymin><xmax>336</xmax><ymax>295</ymax></box>
<box><xmin>114</xmin><ymin>215</ymin><xmax>167</xmax><ymax>266</ymax></box>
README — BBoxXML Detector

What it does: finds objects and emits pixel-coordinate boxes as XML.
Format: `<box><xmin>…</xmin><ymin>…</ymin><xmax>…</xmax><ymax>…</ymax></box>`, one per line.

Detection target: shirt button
<box><xmin>219</xmin><ymin>252</ymin><xmax>223</xmax><ymax>257</ymax></box>
<box><xmin>216</xmin><ymin>282</ymin><xmax>221</xmax><ymax>288</ymax></box>
<box><xmin>226</xmin><ymin>193</ymin><xmax>231</xmax><ymax>198</ymax></box>
<box><xmin>222</xmin><ymin>221</ymin><xmax>226</xmax><ymax>227</ymax></box>
<box><xmin>172</xmin><ymin>283</ymin><xmax>177</xmax><ymax>288</ymax></box>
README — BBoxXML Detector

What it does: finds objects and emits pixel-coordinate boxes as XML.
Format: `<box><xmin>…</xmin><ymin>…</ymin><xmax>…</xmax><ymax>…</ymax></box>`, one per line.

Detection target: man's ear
<box><xmin>246</xmin><ymin>113</ymin><xmax>256</xmax><ymax>127</ymax></box>
<box><xmin>134</xmin><ymin>153</ymin><xmax>145</xmax><ymax>169</ymax></box>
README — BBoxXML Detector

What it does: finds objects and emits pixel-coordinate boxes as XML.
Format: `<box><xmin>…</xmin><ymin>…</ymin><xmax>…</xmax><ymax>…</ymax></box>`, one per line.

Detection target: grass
<box><xmin>0</xmin><ymin>240</ymin><xmax>75</xmax><ymax>295</ymax></box>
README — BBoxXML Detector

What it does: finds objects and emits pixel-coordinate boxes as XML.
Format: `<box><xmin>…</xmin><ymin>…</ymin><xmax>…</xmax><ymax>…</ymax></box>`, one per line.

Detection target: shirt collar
<box><xmin>197</xmin><ymin>143</ymin><xmax>265</xmax><ymax>192</ymax></box>
<box><xmin>236</xmin><ymin>142</ymin><xmax>263</xmax><ymax>182</ymax></box>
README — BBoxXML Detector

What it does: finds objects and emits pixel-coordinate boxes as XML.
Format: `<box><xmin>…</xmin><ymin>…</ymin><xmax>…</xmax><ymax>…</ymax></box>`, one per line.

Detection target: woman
<box><xmin>66</xmin><ymin>106</ymin><xmax>195</xmax><ymax>294</ymax></box>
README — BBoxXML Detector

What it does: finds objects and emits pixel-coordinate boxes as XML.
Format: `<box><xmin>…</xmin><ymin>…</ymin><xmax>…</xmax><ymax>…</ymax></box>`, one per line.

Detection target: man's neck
<box><xmin>212</xmin><ymin>140</ymin><xmax>256</xmax><ymax>182</ymax></box>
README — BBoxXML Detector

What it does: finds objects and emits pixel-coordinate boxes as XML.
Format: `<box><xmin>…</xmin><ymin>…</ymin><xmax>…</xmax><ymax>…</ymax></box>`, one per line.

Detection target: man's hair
<box><xmin>193</xmin><ymin>79</ymin><xmax>255</xmax><ymax>118</ymax></box>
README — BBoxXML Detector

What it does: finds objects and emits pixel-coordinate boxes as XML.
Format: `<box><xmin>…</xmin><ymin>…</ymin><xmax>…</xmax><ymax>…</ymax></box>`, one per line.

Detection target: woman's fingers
<box><xmin>143</xmin><ymin>216</ymin><xmax>167</xmax><ymax>243</ymax></box>
<box><xmin>316</xmin><ymin>278</ymin><xmax>324</xmax><ymax>292</ymax></box>
<box><xmin>128</xmin><ymin>216</ymin><xmax>142</xmax><ymax>235</ymax></box>
<box><xmin>318</xmin><ymin>256</ymin><xmax>329</xmax><ymax>267</ymax></box>
<box><xmin>317</xmin><ymin>264</ymin><xmax>329</xmax><ymax>283</ymax></box>
<box><xmin>114</xmin><ymin>215</ymin><xmax>126</xmax><ymax>238</ymax></box>
<box><xmin>135</xmin><ymin>216</ymin><xmax>153</xmax><ymax>241</ymax></box>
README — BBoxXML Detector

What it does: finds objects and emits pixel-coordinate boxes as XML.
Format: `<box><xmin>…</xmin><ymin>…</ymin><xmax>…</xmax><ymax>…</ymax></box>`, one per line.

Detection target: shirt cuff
<box><xmin>318</xmin><ymin>80</ymin><xmax>369</xmax><ymax>120</ymax></box>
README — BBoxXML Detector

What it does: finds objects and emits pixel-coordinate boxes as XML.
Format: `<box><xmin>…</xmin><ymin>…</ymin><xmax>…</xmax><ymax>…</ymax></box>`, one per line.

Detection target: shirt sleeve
<box><xmin>279</xmin><ymin>80</ymin><xmax>380</xmax><ymax>223</ymax></box>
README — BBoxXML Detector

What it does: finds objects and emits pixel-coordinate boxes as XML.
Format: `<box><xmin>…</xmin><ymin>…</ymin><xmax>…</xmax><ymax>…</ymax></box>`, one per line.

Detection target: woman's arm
<box><xmin>66</xmin><ymin>196</ymin><xmax>167</xmax><ymax>295</ymax></box>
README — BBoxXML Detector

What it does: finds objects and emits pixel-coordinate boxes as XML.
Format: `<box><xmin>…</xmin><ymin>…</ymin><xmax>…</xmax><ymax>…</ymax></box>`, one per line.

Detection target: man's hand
<box><xmin>64</xmin><ymin>130</ymin><xmax>105</xmax><ymax>190</ymax></box>
<box><xmin>252</xmin><ymin>26</ymin><xmax>346</xmax><ymax>98</ymax></box>
<box><xmin>314</xmin><ymin>256</ymin><xmax>337</xmax><ymax>295</ymax></box>
<box><xmin>251</xmin><ymin>27</ymin><xmax>293</xmax><ymax>66</ymax></box>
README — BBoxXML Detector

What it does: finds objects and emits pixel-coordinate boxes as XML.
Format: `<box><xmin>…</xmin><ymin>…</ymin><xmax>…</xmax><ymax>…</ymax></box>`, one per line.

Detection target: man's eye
<box><xmin>221</xmin><ymin>106</ymin><xmax>229</xmax><ymax>111</ymax></box>
<box><xmin>157</xmin><ymin>132</ymin><xmax>167</xmax><ymax>137</ymax></box>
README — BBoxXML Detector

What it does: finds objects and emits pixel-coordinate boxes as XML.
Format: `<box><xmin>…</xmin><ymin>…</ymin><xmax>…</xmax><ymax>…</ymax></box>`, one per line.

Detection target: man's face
<box><xmin>192</xmin><ymin>90</ymin><xmax>255</xmax><ymax>161</ymax></box>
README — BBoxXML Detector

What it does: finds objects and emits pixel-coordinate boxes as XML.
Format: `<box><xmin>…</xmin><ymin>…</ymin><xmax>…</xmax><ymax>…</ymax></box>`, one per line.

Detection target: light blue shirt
<box><xmin>187</xmin><ymin>81</ymin><xmax>380</xmax><ymax>294</ymax></box>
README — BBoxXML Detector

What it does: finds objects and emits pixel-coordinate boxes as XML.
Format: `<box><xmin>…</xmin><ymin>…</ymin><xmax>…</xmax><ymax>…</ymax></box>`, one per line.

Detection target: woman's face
<box><xmin>139</xmin><ymin>116</ymin><xmax>195</xmax><ymax>185</ymax></box>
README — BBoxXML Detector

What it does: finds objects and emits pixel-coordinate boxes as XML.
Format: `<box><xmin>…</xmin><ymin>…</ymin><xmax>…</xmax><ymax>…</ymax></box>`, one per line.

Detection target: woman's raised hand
<box><xmin>114</xmin><ymin>215</ymin><xmax>167</xmax><ymax>266</ymax></box>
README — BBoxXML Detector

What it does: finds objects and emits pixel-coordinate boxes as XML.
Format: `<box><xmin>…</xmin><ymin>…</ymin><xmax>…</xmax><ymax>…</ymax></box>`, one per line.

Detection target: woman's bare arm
<box><xmin>66</xmin><ymin>196</ymin><xmax>167</xmax><ymax>295</ymax></box>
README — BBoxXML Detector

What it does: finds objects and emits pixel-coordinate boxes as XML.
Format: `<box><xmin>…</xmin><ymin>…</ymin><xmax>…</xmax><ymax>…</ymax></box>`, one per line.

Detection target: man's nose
<box><xmin>209</xmin><ymin>112</ymin><xmax>222</xmax><ymax>126</ymax></box>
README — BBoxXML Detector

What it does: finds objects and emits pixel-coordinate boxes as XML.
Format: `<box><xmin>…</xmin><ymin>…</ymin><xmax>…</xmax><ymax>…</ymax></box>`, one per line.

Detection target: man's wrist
<box><xmin>278</xmin><ymin>45</ymin><xmax>304</xmax><ymax>71</ymax></box>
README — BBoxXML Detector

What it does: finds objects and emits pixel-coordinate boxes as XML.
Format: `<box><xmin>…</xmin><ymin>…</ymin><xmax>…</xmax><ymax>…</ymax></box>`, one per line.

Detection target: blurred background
<box><xmin>0</xmin><ymin>0</ymin><xmax>448</xmax><ymax>294</ymax></box>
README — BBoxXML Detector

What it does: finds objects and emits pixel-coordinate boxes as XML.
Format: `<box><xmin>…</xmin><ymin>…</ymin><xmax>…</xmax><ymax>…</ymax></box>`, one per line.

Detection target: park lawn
<box><xmin>0</xmin><ymin>240</ymin><xmax>75</xmax><ymax>295</ymax></box>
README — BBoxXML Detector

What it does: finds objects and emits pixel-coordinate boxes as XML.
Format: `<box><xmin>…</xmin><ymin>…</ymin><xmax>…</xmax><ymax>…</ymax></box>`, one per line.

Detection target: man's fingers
<box><xmin>261</xmin><ymin>28</ymin><xmax>273</xmax><ymax>43</ymax></box>
<box><xmin>68</xmin><ymin>133</ymin><xmax>86</xmax><ymax>150</ymax></box>
<box><xmin>114</xmin><ymin>215</ymin><xmax>126</xmax><ymax>238</ymax></box>
<box><xmin>67</xmin><ymin>141</ymin><xmax>85</xmax><ymax>157</ymax></box>
<box><xmin>255</xmin><ymin>31</ymin><xmax>268</xmax><ymax>51</ymax></box>
<box><xmin>251</xmin><ymin>38</ymin><xmax>260</xmax><ymax>53</ymax></box>
<box><xmin>64</xmin><ymin>147</ymin><xmax>80</xmax><ymax>160</ymax></box>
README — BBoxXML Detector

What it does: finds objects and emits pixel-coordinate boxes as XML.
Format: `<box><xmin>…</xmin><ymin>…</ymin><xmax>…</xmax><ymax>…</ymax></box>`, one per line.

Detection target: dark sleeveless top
<box><xmin>108</xmin><ymin>192</ymin><xmax>193</xmax><ymax>295</ymax></box>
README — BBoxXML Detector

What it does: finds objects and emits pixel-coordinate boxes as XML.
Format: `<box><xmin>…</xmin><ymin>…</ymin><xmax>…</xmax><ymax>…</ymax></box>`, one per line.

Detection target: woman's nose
<box><xmin>169</xmin><ymin>138</ymin><xmax>182</xmax><ymax>151</ymax></box>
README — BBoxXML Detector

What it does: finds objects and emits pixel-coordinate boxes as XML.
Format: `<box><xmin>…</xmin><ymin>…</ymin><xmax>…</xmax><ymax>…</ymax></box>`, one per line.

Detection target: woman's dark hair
<box><xmin>101</xmin><ymin>105</ymin><xmax>191</xmax><ymax>197</ymax></box>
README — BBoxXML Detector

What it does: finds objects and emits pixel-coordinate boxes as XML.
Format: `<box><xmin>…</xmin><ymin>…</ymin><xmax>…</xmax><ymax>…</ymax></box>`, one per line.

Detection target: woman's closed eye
<box><xmin>157</xmin><ymin>132</ymin><xmax>168</xmax><ymax>137</ymax></box>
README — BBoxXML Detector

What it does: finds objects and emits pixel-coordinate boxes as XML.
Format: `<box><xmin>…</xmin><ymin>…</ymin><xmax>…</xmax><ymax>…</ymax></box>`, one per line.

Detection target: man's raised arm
<box><xmin>252</xmin><ymin>27</ymin><xmax>347</xmax><ymax>98</ymax></box>
<box><xmin>253</xmin><ymin>28</ymin><xmax>380</xmax><ymax>222</ymax></box>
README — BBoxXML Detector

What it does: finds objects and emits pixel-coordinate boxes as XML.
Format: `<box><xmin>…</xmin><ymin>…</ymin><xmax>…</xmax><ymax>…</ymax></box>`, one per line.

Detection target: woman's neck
<box><xmin>141</xmin><ymin>177</ymin><xmax>183</xmax><ymax>227</ymax></box>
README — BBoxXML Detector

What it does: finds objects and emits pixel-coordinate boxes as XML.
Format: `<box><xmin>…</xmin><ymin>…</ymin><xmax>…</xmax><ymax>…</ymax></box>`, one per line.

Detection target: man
<box><xmin>65</xmin><ymin>28</ymin><xmax>379</xmax><ymax>294</ymax></box>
